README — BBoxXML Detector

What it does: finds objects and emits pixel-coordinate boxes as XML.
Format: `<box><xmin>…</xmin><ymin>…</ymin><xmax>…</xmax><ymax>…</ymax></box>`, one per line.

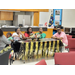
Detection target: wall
<box><xmin>39</xmin><ymin>9</ymin><xmax>75</xmax><ymax>28</ymax></box>
<box><xmin>39</xmin><ymin>9</ymin><xmax>53</xmax><ymax>27</ymax></box>
<box><xmin>62</xmin><ymin>9</ymin><xmax>75</xmax><ymax>27</ymax></box>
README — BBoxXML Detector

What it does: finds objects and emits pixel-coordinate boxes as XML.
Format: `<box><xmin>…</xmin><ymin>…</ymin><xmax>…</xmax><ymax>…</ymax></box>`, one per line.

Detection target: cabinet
<box><xmin>33</xmin><ymin>12</ymin><xmax>39</xmax><ymax>26</ymax></box>
<box><xmin>0</xmin><ymin>11</ymin><xmax>13</xmax><ymax>20</ymax></box>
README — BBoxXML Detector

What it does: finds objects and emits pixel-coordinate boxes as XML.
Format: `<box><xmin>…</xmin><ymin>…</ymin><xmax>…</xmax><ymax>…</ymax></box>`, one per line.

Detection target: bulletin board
<box><xmin>53</xmin><ymin>9</ymin><xmax>62</xmax><ymax>26</ymax></box>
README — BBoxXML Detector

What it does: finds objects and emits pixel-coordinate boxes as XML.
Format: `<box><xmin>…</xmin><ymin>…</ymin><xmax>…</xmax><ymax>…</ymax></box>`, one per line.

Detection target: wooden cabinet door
<box><xmin>0</xmin><ymin>11</ymin><xmax>13</xmax><ymax>20</ymax></box>
<box><xmin>33</xmin><ymin>12</ymin><xmax>39</xmax><ymax>26</ymax></box>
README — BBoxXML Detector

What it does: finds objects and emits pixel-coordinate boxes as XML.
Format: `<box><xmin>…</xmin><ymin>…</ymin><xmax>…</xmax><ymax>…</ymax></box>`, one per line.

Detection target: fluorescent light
<box><xmin>0</xmin><ymin>10</ymin><xmax>20</xmax><ymax>12</ymax></box>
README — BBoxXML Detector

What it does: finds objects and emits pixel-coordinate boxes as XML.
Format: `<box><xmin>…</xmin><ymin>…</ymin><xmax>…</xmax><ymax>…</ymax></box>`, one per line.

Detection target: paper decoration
<box><xmin>44</xmin><ymin>22</ymin><xmax>47</xmax><ymax>27</ymax></box>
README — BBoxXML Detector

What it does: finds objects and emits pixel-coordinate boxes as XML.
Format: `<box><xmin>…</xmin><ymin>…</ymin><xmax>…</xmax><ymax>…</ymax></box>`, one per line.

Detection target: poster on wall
<box><xmin>53</xmin><ymin>9</ymin><xmax>62</xmax><ymax>26</ymax></box>
<box><xmin>48</xmin><ymin>9</ymin><xmax>62</xmax><ymax>28</ymax></box>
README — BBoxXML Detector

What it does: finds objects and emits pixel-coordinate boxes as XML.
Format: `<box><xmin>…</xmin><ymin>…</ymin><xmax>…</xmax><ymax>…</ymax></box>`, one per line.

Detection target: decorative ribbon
<box><xmin>43</xmin><ymin>41</ymin><xmax>47</xmax><ymax>57</ymax></box>
<box><xmin>57</xmin><ymin>40</ymin><xmax>59</xmax><ymax>52</ymax></box>
<box><xmin>25</xmin><ymin>42</ymin><xmax>29</xmax><ymax>60</ymax></box>
<box><xmin>39</xmin><ymin>42</ymin><xmax>43</xmax><ymax>58</ymax></box>
<box><xmin>30</xmin><ymin>42</ymin><xmax>33</xmax><ymax>58</ymax></box>
<box><xmin>48</xmin><ymin>41</ymin><xmax>51</xmax><ymax>57</ymax></box>
<box><xmin>35</xmin><ymin>42</ymin><xmax>38</xmax><ymax>59</ymax></box>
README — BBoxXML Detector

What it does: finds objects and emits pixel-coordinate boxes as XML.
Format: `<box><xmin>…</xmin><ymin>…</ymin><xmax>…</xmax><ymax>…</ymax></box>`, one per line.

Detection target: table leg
<box><xmin>24</xmin><ymin>43</ymin><xmax>25</xmax><ymax>63</ymax></box>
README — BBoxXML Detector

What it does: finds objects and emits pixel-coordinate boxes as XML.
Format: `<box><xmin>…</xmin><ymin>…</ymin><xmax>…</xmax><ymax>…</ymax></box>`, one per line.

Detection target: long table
<box><xmin>18</xmin><ymin>38</ymin><xmax>63</xmax><ymax>63</ymax></box>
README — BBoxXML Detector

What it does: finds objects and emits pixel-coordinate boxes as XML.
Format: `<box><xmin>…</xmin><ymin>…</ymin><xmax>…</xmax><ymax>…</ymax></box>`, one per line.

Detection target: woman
<box><xmin>0</xmin><ymin>29</ymin><xmax>11</xmax><ymax>47</ymax></box>
<box><xmin>12</xmin><ymin>28</ymin><xmax>26</xmax><ymax>60</ymax></box>
<box><xmin>24</xmin><ymin>27</ymin><xmax>35</xmax><ymax>39</ymax></box>
<box><xmin>12</xmin><ymin>28</ymin><xmax>26</xmax><ymax>40</ymax></box>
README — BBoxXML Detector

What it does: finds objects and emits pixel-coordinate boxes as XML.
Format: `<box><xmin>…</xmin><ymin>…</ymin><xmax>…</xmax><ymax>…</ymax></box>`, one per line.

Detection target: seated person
<box><xmin>7</xmin><ymin>32</ymin><xmax>13</xmax><ymax>41</ymax></box>
<box><xmin>0</xmin><ymin>29</ymin><xmax>11</xmax><ymax>47</ymax></box>
<box><xmin>12</xmin><ymin>28</ymin><xmax>26</xmax><ymax>40</ymax></box>
<box><xmin>36</xmin><ymin>28</ymin><xmax>46</xmax><ymax>39</ymax></box>
<box><xmin>51</xmin><ymin>27</ymin><xmax>68</xmax><ymax>46</ymax></box>
<box><xmin>12</xmin><ymin>28</ymin><xmax>26</xmax><ymax>60</ymax></box>
<box><xmin>5</xmin><ymin>32</ymin><xmax>13</xmax><ymax>47</ymax></box>
<box><xmin>24</xmin><ymin>27</ymin><xmax>35</xmax><ymax>39</ymax></box>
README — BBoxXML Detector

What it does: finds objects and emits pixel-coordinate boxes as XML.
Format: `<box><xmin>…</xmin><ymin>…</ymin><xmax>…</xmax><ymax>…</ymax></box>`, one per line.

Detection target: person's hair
<box><xmin>7</xmin><ymin>33</ymin><xmax>12</xmax><ymax>36</ymax></box>
<box><xmin>15</xmin><ymin>28</ymin><xmax>18</xmax><ymax>32</ymax></box>
<box><xmin>57</xmin><ymin>25</ymin><xmax>63</xmax><ymax>29</ymax></box>
<box><xmin>27</xmin><ymin>27</ymin><xmax>32</xmax><ymax>34</ymax></box>
<box><xmin>0</xmin><ymin>29</ymin><xmax>3</xmax><ymax>37</ymax></box>
<box><xmin>15</xmin><ymin>28</ymin><xmax>20</xmax><ymax>32</ymax></box>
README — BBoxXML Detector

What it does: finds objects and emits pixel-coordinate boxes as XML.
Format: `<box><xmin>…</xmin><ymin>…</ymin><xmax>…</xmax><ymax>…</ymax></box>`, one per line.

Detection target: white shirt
<box><xmin>12</xmin><ymin>32</ymin><xmax>22</xmax><ymax>40</ymax></box>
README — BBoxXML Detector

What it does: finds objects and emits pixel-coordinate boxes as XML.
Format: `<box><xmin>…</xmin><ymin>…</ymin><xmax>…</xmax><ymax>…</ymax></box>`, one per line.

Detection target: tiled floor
<box><xmin>11</xmin><ymin>50</ymin><xmax>68</xmax><ymax>65</ymax></box>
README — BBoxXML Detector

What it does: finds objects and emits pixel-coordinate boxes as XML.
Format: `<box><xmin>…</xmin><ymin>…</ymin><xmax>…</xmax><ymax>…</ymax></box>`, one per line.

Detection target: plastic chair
<box><xmin>9</xmin><ymin>54</ymin><xmax>13</xmax><ymax>65</ymax></box>
<box><xmin>35</xmin><ymin>59</ymin><xmax>47</xmax><ymax>65</ymax></box>
<box><xmin>54</xmin><ymin>52</ymin><xmax>75</xmax><ymax>65</ymax></box>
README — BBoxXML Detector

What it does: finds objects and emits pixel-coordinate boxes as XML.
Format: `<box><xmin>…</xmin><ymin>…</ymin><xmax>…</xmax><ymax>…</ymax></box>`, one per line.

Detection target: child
<box><xmin>7</xmin><ymin>33</ymin><xmax>14</xmax><ymax>58</ymax></box>
<box><xmin>7</xmin><ymin>33</ymin><xmax>13</xmax><ymax>41</ymax></box>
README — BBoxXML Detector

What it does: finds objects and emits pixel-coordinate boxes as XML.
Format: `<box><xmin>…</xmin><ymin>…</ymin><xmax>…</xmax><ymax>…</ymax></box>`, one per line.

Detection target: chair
<box><xmin>65</xmin><ymin>35</ymin><xmax>72</xmax><ymax>49</ymax></box>
<box><xmin>35</xmin><ymin>59</ymin><xmax>47</xmax><ymax>65</ymax></box>
<box><xmin>68</xmin><ymin>38</ymin><xmax>75</xmax><ymax>52</ymax></box>
<box><xmin>9</xmin><ymin>54</ymin><xmax>13</xmax><ymax>65</ymax></box>
<box><xmin>54</xmin><ymin>52</ymin><xmax>75</xmax><ymax>65</ymax></box>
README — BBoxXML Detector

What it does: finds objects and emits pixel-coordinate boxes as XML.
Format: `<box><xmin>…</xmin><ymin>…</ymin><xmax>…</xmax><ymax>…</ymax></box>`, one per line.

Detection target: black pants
<box><xmin>12</xmin><ymin>41</ymin><xmax>21</xmax><ymax>52</ymax></box>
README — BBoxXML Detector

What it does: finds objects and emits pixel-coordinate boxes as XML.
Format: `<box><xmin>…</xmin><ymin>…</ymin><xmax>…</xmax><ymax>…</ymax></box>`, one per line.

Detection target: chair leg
<box><xmin>10</xmin><ymin>56</ymin><xmax>13</xmax><ymax>65</ymax></box>
<box><xmin>10</xmin><ymin>59</ymin><xmax>11</xmax><ymax>65</ymax></box>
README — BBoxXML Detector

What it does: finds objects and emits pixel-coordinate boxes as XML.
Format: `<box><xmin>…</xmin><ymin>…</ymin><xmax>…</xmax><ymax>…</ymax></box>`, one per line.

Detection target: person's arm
<box><xmin>51</xmin><ymin>33</ymin><xmax>57</xmax><ymax>39</ymax></box>
<box><xmin>2</xmin><ymin>35</ymin><xmax>11</xmax><ymax>44</ymax></box>
<box><xmin>21</xmin><ymin>33</ymin><xmax>26</xmax><ymax>39</ymax></box>
<box><xmin>56</xmin><ymin>37</ymin><xmax>63</xmax><ymax>40</ymax></box>
<box><xmin>19</xmin><ymin>31</ymin><xmax>26</xmax><ymax>39</ymax></box>
<box><xmin>44</xmin><ymin>34</ymin><xmax>46</xmax><ymax>38</ymax></box>
<box><xmin>57</xmin><ymin>32</ymin><xmax>65</xmax><ymax>40</ymax></box>
<box><xmin>10</xmin><ymin>39</ymin><xmax>14</xmax><ymax>42</ymax></box>
<box><xmin>24</xmin><ymin>32</ymin><xmax>31</xmax><ymax>39</ymax></box>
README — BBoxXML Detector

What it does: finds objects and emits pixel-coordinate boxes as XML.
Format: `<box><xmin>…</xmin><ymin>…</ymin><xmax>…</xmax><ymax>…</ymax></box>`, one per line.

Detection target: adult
<box><xmin>36</xmin><ymin>28</ymin><xmax>46</xmax><ymax>39</ymax></box>
<box><xmin>51</xmin><ymin>26</ymin><xmax>68</xmax><ymax>52</ymax></box>
<box><xmin>24</xmin><ymin>27</ymin><xmax>34</xmax><ymax>39</ymax></box>
<box><xmin>0</xmin><ymin>29</ymin><xmax>11</xmax><ymax>47</ymax></box>
<box><xmin>12</xmin><ymin>28</ymin><xmax>26</xmax><ymax>40</ymax></box>
<box><xmin>12</xmin><ymin>28</ymin><xmax>26</xmax><ymax>60</ymax></box>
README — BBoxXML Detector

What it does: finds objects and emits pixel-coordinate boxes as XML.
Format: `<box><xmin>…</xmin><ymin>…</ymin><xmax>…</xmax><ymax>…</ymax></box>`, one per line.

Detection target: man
<box><xmin>36</xmin><ymin>28</ymin><xmax>46</xmax><ymax>39</ymax></box>
<box><xmin>52</xmin><ymin>27</ymin><xmax>68</xmax><ymax>52</ymax></box>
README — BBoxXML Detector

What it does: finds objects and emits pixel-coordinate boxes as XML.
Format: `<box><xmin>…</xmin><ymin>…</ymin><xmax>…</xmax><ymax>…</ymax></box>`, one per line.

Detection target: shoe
<box><xmin>13</xmin><ymin>57</ymin><xmax>15</xmax><ymax>61</ymax></box>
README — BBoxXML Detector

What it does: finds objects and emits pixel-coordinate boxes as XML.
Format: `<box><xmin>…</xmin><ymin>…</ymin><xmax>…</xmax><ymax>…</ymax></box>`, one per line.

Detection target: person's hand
<box><xmin>19</xmin><ymin>31</ymin><xmax>23</xmax><ymax>35</ymax></box>
<box><xmin>26</xmin><ymin>37</ymin><xmax>31</xmax><ymax>39</ymax></box>
<box><xmin>9</xmin><ymin>45</ymin><xmax>11</xmax><ymax>47</ymax></box>
<box><xmin>55</xmin><ymin>37</ymin><xmax>57</xmax><ymax>39</ymax></box>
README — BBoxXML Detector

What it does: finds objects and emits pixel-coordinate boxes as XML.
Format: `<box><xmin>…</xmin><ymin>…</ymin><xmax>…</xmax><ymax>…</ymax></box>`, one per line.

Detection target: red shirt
<box><xmin>24</xmin><ymin>32</ymin><xmax>33</xmax><ymax>37</ymax></box>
